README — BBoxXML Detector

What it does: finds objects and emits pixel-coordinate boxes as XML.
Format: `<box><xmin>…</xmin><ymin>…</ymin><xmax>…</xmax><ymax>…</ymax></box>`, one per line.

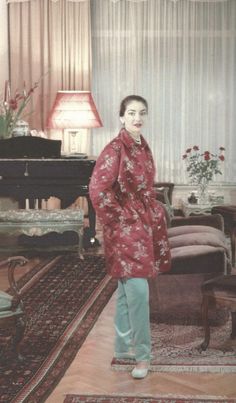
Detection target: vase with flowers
<box><xmin>0</xmin><ymin>80</ymin><xmax>39</xmax><ymax>139</ymax></box>
<box><xmin>182</xmin><ymin>145</ymin><xmax>225</xmax><ymax>204</ymax></box>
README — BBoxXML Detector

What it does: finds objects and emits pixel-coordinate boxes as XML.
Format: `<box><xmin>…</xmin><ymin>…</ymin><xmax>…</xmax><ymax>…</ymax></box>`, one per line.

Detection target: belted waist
<box><xmin>116</xmin><ymin>190</ymin><xmax>156</xmax><ymax>209</ymax></box>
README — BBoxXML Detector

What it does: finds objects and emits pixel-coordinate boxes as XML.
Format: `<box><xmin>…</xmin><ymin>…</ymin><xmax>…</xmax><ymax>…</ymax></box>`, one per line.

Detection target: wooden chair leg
<box><xmin>200</xmin><ymin>294</ymin><xmax>210</xmax><ymax>351</ymax></box>
<box><xmin>231</xmin><ymin>229</ymin><xmax>236</xmax><ymax>267</ymax></box>
<box><xmin>231</xmin><ymin>311</ymin><xmax>236</xmax><ymax>339</ymax></box>
<box><xmin>11</xmin><ymin>316</ymin><xmax>26</xmax><ymax>361</ymax></box>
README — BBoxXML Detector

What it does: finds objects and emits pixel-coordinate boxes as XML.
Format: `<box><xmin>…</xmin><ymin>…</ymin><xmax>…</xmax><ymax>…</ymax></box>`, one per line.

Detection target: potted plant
<box><xmin>0</xmin><ymin>80</ymin><xmax>38</xmax><ymax>139</ymax></box>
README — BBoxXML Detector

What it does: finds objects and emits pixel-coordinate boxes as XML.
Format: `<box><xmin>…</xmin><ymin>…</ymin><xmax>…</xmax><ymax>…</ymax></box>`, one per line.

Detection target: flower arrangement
<box><xmin>182</xmin><ymin>145</ymin><xmax>225</xmax><ymax>185</ymax></box>
<box><xmin>0</xmin><ymin>80</ymin><xmax>39</xmax><ymax>139</ymax></box>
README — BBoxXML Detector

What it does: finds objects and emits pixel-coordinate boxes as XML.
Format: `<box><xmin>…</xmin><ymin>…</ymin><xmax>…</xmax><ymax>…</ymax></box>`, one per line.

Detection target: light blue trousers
<box><xmin>114</xmin><ymin>278</ymin><xmax>151</xmax><ymax>362</ymax></box>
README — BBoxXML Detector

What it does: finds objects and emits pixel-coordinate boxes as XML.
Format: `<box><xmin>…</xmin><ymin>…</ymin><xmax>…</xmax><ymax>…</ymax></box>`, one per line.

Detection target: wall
<box><xmin>0</xmin><ymin>0</ymin><xmax>9</xmax><ymax>92</ymax></box>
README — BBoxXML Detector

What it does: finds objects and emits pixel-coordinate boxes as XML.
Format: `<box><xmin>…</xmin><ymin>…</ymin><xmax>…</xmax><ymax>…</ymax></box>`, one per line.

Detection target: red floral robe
<box><xmin>89</xmin><ymin>128</ymin><xmax>171</xmax><ymax>278</ymax></box>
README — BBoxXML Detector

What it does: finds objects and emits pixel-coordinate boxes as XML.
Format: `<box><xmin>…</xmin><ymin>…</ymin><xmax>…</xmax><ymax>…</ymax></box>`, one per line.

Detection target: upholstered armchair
<box><xmin>149</xmin><ymin>210</ymin><xmax>231</xmax><ymax>324</ymax></box>
<box><xmin>0</xmin><ymin>256</ymin><xmax>28</xmax><ymax>360</ymax></box>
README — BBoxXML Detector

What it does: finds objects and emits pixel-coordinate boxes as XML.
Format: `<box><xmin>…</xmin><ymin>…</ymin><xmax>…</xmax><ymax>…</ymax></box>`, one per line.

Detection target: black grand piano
<box><xmin>0</xmin><ymin>136</ymin><xmax>97</xmax><ymax>247</ymax></box>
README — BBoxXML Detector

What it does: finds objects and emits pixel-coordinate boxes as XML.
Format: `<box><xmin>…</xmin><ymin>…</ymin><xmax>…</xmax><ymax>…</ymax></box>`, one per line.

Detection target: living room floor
<box><xmin>45</xmin><ymin>287</ymin><xmax>236</xmax><ymax>403</ymax></box>
<box><xmin>1</xmin><ymin>254</ymin><xmax>236</xmax><ymax>402</ymax></box>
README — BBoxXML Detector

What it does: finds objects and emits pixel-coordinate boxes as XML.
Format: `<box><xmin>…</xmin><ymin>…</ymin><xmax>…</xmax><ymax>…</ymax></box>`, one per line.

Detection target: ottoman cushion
<box><xmin>166</xmin><ymin>225</ymin><xmax>230</xmax><ymax>275</ymax></box>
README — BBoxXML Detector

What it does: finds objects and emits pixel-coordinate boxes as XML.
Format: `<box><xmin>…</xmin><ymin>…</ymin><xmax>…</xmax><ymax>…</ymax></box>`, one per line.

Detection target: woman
<box><xmin>89</xmin><ymin>95</ymin><xmax>171</xmax><ymax>379</ymax></box>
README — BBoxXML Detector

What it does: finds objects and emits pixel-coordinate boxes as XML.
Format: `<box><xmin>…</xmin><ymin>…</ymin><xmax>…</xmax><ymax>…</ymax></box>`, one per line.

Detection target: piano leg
<box><xmin>59</xmin><ymin>195</ymin><xmax>99</xmax><ymax>249</ymax></box>
<box><xmin>19</xmin><ymin>198</ymin><xmax>43</xmax><ymax>209</ymax></box>
<box><xmin>83</xmin><ymin>196</ymin><xmax>100</xmax><ymax>248</ymax></box>
<box><xmin>86</xmin><ymin>196</ymin><xmax>96</xmax><ymax>239</ymax></box>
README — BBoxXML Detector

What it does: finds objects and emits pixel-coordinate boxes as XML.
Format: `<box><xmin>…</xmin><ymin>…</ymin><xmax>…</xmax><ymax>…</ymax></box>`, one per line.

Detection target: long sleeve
<box><xmin>89</xmin><ymin>142</ymin><xmax>123</xmax><ymax>225</ymax></box>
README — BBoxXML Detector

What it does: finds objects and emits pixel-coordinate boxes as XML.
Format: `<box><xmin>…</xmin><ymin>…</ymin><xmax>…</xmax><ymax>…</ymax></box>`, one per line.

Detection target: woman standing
<box><xmin>89</xmin><ymin>95</ymin><xmax>171</xmax><ymax>379</ymax></box>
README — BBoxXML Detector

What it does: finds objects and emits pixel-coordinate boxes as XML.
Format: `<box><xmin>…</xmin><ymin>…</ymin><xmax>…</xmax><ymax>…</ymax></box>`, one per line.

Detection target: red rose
<box><xmin>193</xmin><ymin>145</ymin><xmax>199</xmax><ymax>151</ymax></box>
<box><xmin>219</xmin><ymin>155</ymin><xmax>225</xmax><ymax>161</ymax></box>
<box><xmin>204</xmin><ymin>151</ymin><xmax>210</xmax><ymax>155</ymax></box>
<box><xmin>204</xmin><ymin>154</ymin><xmax>210</xmax><ymax>161</ymax></box>
<box><xmin>182</xmin><ymin>154</ymin><xmax>187</xmax><ymax>159</ymax></box>
<box><xmin>186</xmin><ymin>148</ymin><xmax>192</xmax><ymax>153</ymax></box>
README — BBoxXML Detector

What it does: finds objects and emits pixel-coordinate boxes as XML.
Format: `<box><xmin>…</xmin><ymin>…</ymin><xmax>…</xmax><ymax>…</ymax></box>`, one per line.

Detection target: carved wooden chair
<box><xmin>0</xmin><ymin>256</ymin><xmax>28</xmax><ymax>360</ymax></box>
<box><xmin>212</xmin><ymin>205</ymin><xmax>236</xmax><ymax>266</ymax></box>
<box><xmin>154</xmin><ymin>182</ymin><xmax>175</xmax><ymax>218</ymax></box>
<box><xmin>201</xmin><ymin>274</ymin><xmax>236</xmax><ymax>351</ymax></box>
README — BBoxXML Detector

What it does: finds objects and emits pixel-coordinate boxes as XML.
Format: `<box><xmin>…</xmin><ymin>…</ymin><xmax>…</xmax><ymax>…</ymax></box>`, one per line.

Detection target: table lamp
<box><xmin>47</xmin><ymin>90</ymin><xmax>103</xmax><ymax>156</ymax></box>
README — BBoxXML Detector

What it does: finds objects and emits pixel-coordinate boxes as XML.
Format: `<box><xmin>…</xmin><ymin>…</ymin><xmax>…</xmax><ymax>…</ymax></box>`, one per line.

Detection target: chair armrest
<box><xmin>154</xmin><ymin>182</ymin><xmax>174</xmax><ymax>204</ymax></box>
<box><xmin>0</xmin><ymin>256</ymin><xmax>28</xmax><ymax>270</ymax></box>
<box><xmin>170</xmin><ymin>213</ymin><xmax>224</xmax><ymax>231</ymax></box>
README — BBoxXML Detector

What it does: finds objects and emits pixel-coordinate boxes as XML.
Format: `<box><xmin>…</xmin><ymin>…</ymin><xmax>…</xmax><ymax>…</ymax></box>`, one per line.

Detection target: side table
<box><xmin>179</xmin><ymin>199</ymin><xmax>225</xmax><ymax>217</ymax></box>
<box><xmin>181</xmin><ymin>202</ymin><xmax>212</xmax><ymax>217</ymax></box>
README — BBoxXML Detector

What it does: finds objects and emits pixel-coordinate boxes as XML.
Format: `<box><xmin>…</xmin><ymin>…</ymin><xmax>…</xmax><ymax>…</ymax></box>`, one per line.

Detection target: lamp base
<box><xmin>62</xmin><ymin>128</ymin><xmax>90</xmax><ymax>155</ymax></box>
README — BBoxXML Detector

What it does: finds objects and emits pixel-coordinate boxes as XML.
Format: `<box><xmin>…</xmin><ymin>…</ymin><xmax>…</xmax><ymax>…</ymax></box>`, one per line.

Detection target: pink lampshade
<box><xmin>47</xmin><ymin>91</ymin><xmax>103</xmax><ymax>129</ymax></box>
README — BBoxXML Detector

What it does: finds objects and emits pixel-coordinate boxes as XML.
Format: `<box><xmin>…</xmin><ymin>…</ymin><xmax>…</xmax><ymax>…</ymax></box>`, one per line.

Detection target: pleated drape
<box><xmin>8</xmin><ymin>0</ymin><xmax>91</xmax><ymax>131</ymax></box>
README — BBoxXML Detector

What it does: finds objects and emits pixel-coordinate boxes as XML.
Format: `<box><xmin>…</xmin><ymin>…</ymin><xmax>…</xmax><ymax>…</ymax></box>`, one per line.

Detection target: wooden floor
<box><xmin>1</xmin><ymin>256</ymin><xmax>236</xmax><ymax>402</ymax></box>
<box><xmin>46</xmin><ymin>291</ymin><xmax>236</xmax><ymax>403</ymax></box>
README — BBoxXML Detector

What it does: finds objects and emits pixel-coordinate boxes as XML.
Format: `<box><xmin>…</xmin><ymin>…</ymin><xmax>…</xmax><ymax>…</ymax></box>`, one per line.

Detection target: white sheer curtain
<box><xmin>91</xmin><ymin>0</ymin><xmax>236</xmax><ymax>184</ymax></box>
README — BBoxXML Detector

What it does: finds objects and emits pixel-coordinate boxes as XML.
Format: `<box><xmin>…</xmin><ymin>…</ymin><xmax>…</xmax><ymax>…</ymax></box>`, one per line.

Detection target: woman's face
<box><xmin>120</xmin><ymin>100</ymin><xmax>148</xmax><ymax>137</ymax></box>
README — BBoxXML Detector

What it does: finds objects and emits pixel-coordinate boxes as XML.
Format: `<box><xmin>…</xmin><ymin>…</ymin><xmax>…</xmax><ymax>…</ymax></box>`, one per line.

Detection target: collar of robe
<box><xmin>119</xmin><ymin>128</ymin><xmax>149</xmax><ymax>150</ymax></box>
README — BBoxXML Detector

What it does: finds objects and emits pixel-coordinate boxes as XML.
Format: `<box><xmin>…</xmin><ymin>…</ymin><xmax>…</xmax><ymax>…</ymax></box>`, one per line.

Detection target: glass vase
<box><xmin>197</xmin><ymin>179</ymin><xmax>209</xmax><ymax>204</ymax></box>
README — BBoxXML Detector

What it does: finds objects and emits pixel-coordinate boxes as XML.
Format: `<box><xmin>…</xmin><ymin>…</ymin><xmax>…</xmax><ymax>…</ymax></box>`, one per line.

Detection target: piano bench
<box><xmin>0</xmin><ymin>209</ymin><xmax>84</xmax><ymax>258</ymax></box>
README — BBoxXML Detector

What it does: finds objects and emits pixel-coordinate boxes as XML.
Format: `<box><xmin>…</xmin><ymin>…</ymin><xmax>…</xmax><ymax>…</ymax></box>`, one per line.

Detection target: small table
<box><xmin>180</xmin><ymin>200</ymin><xmax>223</xmax><ymax>217</ymax></box>
<box><xmin>182</xmin><ymin>202</ymin><xmax>212</xmax><ymax>216</ymax></box>
<box><xmin>0</xmin><ymin>209</ymin><xmax>84</xmax><ymax>257</ymax></box>
<box><xmin>201</xmin><ymin>275</ymin><xmax>236</xmax><ymax>351</ymax></box>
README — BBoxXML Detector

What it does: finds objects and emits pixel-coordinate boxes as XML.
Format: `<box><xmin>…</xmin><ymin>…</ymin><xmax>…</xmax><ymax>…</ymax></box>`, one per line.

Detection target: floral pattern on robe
<box><xmin>89</xmin><ymin>128</ymin><xmax>171</xmax><ymax>278</ymax></box>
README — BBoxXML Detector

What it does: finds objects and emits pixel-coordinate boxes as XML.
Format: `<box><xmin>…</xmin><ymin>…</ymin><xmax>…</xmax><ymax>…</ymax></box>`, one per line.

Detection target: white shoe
<box><xmin>131</xmin><ymin>362</ymin><xmax>149</xmax><ymax>379</ymax></box>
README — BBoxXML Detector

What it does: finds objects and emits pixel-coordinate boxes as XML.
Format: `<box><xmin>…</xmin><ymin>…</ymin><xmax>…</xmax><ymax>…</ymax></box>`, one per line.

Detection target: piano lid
<box><xmin>0</xmin><ymin>136</ymin><xmax>62</xmax><ymax>159</ymax></box>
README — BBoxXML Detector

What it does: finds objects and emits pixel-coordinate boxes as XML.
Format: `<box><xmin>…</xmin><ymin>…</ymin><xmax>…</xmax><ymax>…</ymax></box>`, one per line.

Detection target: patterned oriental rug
<box><xmin>0</xmin><ymin>254</ymin><xmax>117</xmax><ymax>403</ymax></box>
<box><xmin>111</xmin><ymin>316</ymin><xmax>236</xmax><ymax>374</ymax></box>
<box><xmin>64</xmin><ymin>394</ymin><xmax>236</xmax><ymax>403</ymax></box>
